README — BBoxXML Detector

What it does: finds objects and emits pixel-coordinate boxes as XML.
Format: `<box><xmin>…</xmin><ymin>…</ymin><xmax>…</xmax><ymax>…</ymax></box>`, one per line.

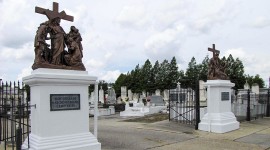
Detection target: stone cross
<box><xmin>35</xmin><ymin>2</ymin><xmax>74</xmax><ymax>22</ymax></box>
<box><xmin>208</xmin><ymin>44</ymin><xmax>220</xmax><ymax>57</ymax></box>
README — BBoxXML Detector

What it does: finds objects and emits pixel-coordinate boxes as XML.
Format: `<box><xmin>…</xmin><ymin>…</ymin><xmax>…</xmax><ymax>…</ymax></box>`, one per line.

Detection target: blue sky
<box><xmin>0</xmin><ymin>0</ymin><xmax>270</xmax><ymax>87</ymax></box>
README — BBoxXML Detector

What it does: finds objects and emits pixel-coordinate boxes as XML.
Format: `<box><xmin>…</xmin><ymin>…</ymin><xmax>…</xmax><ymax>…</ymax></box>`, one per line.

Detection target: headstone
<box><xmin>149</xmin><ymin>95</ymin><xmax>165</xmax><ymax>106</ymax></box>
<box><xmin>109</xmin><ymin>106</ymin><xmax>115</xmax><ymax>115</ymax></box>
<box><xmin>99</xmin><ymin>87</ymin><xmax>104</xmax><ymax>103</ymax></box>
<box><xmin>133</xmin><ymin>93</ymin><xmax>139</xmax><ymax>102</ymax></box>
<box><xmin>163</xmin><ymin>89</ymin><xmax>169</xmax><ymax>105</ymax></box>
<box><xmin>128</xmin><ymin>90</ymin><xmax>133</xmax><ymax>101</ymax></box>
<box><xmin>116</xmin><ymin>97</ymin><xmax>122</xmax><ymax>104</ymax></box>
<box><xmin>199</xmin><ymin>80</ymin><xmax>207</xmax><ymax>105</ymax></box>
<box><xmin>244</xmin><ymin>81</ymin><xmax>250</xmax><ymax>90</ymax></box>
<box><xmin>155</xmin><ymin>89</ymin><xmax>161</xmax><ymax>96</ymax></box>
<box><xmin>121</xmin><ymin>86</ymin><xmax>127</xmax><ymax>101</ymax></box>
<box><xmin>107</xmin><ymin>88</ymin><xmax>116</xmax><ymax>104</ymax></box>
<box><xmin>163</xmin><ymin>90</ymin><xmax>169</xmax><ymax>101</ymax></box>
<box><xmin>142</xmin><ymin>91</ymin><xmax>146</xmax><ymax>98</ymax></box>
<box><xmin>252</xmin><ymin>83</ymin><xmax>259</xmax><ymax>94</ymax></box>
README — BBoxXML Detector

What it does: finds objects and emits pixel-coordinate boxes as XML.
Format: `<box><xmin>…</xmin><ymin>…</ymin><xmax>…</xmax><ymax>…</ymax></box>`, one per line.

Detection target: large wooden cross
<box><xmin>208</xmin><ymin>44</ymin><xmax>220</xmax><ymax>57</ymax></box>
<box><xmin>35</xmin><ymin>2</ymin><xmax>74</xmax><ymax>22</ymax></box>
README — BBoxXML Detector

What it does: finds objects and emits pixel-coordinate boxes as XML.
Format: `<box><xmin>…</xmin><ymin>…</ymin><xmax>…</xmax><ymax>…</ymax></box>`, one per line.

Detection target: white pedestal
<box><xmin>22</xmin><ymin>68</ymin><xmax>101</xmax><ymax>150</ymax></box>
<box><xmin>199</xmin><ymin>80</ymin><xmax>239</xmax><ymax>133</ymax></box>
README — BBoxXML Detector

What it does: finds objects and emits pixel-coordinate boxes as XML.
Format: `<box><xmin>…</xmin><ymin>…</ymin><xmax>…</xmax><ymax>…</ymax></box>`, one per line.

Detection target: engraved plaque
<box><xmin>221</xmin><ymin>92</ymin><xmax>229</xmax><ymax>101</ymax></box>
<box><xmin>50</xmin><ymin>94</ymin><xmax>80</xmax><ymax>111</ymax></box>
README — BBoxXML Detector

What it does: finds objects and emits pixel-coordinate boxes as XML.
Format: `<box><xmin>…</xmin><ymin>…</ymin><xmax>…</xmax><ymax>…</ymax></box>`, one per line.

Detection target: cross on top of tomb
<box><xmin>35</xmin><ymin>2</ymin><xmax>74</xmax><ymax>22</ymax></box>
<box><xmin>208</xmin><ymin>44</ymin><xmax>220</xmax><ymax>57</ymax></box>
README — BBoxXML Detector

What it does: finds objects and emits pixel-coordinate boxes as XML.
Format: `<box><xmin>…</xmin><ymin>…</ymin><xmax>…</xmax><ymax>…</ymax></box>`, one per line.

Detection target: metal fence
<box><xmin>232</xmin><ymin>89</ymin><xmax>270</xmax><ymax>121</ymax></box>
<box><xmin>0</xmin><ymin>81</ymin><xmax>31</xmax><ymax>150</ymax></box>
<box><xmin>169</xmin><ymin>83</ymin><xmax>200</xmax><ymax>130</ymax></box>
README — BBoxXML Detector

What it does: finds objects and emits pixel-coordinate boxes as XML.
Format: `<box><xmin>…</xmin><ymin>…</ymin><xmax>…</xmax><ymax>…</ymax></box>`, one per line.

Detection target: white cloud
<box><xmin>0</xmin><ymin>42</ymin><xmax>33</xmax><ymax>61</ymax></box>
<box><xmin>224</xmin><ymin>48</ymin><xmax>270</xmax><ymax>86</ymax></box>
<box><xmin>100</xmin><ymin>70</ymin><xmax>121</xmax><ymax>83</ymax></box>
<box><xmin>115</xmin><ymin>4</ymin><xmax>148</xmax><ymax>29</ymax></box>
<box><xmin>252</xmin><ymin>16</ymin><xmax>270</xmax><ymax>28</ymax></box>
<box><xmin>17</xmin><ymin>67</ymin><xmax>32</xmax><ymax>81</ymax></box>
<box><xmin>85</xmin><ymin>59</ymin><xmax>105</xmax><ymax>69</ymax></box>
<box><xmin>144</xmin><ymin>25</ymin><xmax>185</xmax><ymax>61</ymax></box>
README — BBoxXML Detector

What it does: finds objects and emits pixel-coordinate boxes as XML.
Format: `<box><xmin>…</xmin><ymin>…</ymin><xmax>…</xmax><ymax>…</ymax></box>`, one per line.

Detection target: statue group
<box><xmin>207</xmin><ymin>44</ymin><xmax>228</xmax><ymax>80</ymax></box>
<box><xmin>32</xmin><ymin>2</ymin><xmax>85</xmax><ymax>71</ymax></box>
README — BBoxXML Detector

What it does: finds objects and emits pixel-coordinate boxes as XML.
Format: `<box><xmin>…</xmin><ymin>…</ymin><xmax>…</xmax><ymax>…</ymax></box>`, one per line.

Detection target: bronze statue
<box><xmin>34</xmin><ymin>21</ymin><xmax>50</xmax><ymax>64</ymax></box>
<box><xmin>32</xmin><ymin>2</ymin><xmax>85</xmax><ymax>71</ymax></box>
<box><xmin>207</xmin><ymin>44</ymin><xmax>228</xmax><ymax>80</ymax></box>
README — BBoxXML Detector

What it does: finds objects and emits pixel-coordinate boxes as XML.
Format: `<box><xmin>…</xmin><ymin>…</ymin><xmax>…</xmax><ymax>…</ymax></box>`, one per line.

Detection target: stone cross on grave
<box><xmin>35</xmin><ymin>2</ymin><xmax>74</xmax><ymax>22</ymax></box>
<box><xmin>208</xmin><ymin>44</ymin><xmax>220</xmax><ymax>57</ymax></box>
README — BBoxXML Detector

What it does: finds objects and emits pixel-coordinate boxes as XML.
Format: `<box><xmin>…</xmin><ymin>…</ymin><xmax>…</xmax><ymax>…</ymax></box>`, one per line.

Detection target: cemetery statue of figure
<box><xmin>68</xmin><ymin>26</ymin><xmax>83</xmax><ymax>57</ymax></box>
<box><xmin>33</xmin><ymin>21</ymin><xmax>50</xmax><ymax>64</ymax></box>
<box><xmin>48</xmin><ymin>17</ymin><xmax>66</xmax><ymax>65</ymax></box>
<box><xmin>64</xmin><ymin>26</ymin><xmax>85</xmax><ymax>70</ymax></box>
<box><xmin>32</xmin><ymin>2</ymin><xmax>86</xmax><ymax>71</ymax></box>
<box><xmin>207</xmin><ymin>44</ymin><xmax>228</xmax><ymax>80</ymax></box>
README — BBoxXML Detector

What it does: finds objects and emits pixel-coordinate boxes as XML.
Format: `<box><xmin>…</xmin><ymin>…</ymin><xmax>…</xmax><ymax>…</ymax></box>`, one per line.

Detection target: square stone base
<box><xmin>22</xmin><ymin>132</ymin><xmax>101</xmax><ymax>150</ymax></box>
<box><xmin>199</xmin><ymin>112</ymin><xmax>239</xmax><ymax>133</ymax></box>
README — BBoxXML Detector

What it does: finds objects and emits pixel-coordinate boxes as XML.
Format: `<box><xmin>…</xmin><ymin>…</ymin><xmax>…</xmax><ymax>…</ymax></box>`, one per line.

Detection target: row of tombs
<box><xmin>88</xmin><ymin>80</ymin><xmax>269</xmax><ymax>119</ymax></box>
<box><xmin>0</xmin><ymin>80</ymin><xmax>266</xmax><ymax>119</ymax></box>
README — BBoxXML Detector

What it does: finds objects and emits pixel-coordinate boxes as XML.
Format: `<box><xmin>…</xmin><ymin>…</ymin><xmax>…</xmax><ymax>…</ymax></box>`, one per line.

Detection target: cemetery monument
<box><xmin>22</xmin><ymin>2</ymin><xmax>101</xmax><ymax>149</ymax></box>
<box><xmin>198</xmin><ymin>44</ymin><xmax>239</xmax><ymax>133</ymax></box>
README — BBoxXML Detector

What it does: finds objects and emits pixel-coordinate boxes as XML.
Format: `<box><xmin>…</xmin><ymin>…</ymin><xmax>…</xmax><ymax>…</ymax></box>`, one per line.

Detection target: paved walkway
<box><xmin>92</xmin><ymin>115</ymin><xmax>270</xmax><ymax>150</ymax></box>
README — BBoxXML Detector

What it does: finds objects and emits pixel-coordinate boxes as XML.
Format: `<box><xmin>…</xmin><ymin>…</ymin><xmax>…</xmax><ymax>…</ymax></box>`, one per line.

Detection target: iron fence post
<box><xmin>168</xmin><ymin>90</ymin><xmax>171</xmax><ymax>121</ymax></box>
<box><xmin>266</xmin><ymin>89</ymin><xmax>270</xmax><ymax>117</ymax></box>
<box><xmin>195</xmin><ymin>80</ymin><xmax>200</xmax><ymax>130</ymax></box>
<box><xmin>246</xmin><ymin>89</ymin><xmax>251</xmax><ymax>121</ymax></box>
<box><xmin>16</xmin><ymin>128</ymin><xmax>22</xmax><ymax>150</ymax></box>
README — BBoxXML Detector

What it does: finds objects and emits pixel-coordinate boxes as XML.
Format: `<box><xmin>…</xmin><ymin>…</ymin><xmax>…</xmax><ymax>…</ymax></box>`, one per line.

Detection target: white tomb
<box><xmin>99</xmin><ymin>87</ymin><xmax>104</xmax><ymax>104</ymax></box>
<box><xmin>199</xmin><ymin>80</ymin><xmax>239</xmax><ymax>133</ymax></box>
<box><xmin>120</xmin><ymin>96</ymin><xmax>166</xmax><ymax>117</ymax></box>
<box><xmin>22</xmin><ymin>68</ymin><xmax>101</xmax><ymax>150</ymax></box>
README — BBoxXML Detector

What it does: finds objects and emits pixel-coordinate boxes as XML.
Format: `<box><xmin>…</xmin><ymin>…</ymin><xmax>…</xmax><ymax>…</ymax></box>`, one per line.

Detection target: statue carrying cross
<box><xmin>207</xmin><ymin>44</ymin><xmax>228</xmax><ymax>80</ymax></box>
<box><xmin>35</xmin><ymin>2</ymin><xmax>74</xmax><ymax>22</ymax></box>
<box><xmin>208</xmin><ymin>44</ymin><xmax>220</xmax><ymax>58</ymax></box>
<box><xmin>32</xmin><ymin>2</ymin><xmax>86</xmax><ymax>71</ymax></box>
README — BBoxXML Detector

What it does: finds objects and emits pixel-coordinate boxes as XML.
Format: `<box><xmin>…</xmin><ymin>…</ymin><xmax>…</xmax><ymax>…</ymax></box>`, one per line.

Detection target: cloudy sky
<box><xmin>0</xmin><ymin>0</ymin><xmax>270</xmax><ymax>86</ymax></box>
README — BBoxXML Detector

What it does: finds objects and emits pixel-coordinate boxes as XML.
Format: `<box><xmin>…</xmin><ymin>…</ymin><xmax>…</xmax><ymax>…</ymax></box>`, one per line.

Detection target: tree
<box><xmin>151</xmin><ymin>60</ymin><xmax>160</xmax><ymax>91</ymax></box>
<box><xmin>129</xmin><ymin>64</ymin><xmax>142</xmax><ymax>93</ymax></box>
<box><xmin>167</xmin><ymin>56</ymin><xmax>179</xmax><ymax>88</ymax></box>
<box><xmin>246</xmin><ymin>74</ymin><xmax>265</xmax><ymax>88</ymax></box>
<box><xmin>113</xmin><ymin>73</ymin><xmax>127</xmax><ymax>97</ymax></box>
<box><xmin>157</xmin><ymin>59</ymin><xmax>170</xmax><ymax>90</ymax></box>
<box><xmin>185</xmin><ymin>57</ymin><xmax>200</xmax><ymax>88</ymax></box>
<box><xmin>197</xmin><ymin>55</ymin><xmax>209</xmax><ymax>81</ymax></box>
<box><xmin>225</xmin><ymin>56</ymin><xmax>246</xmax><ymax>90</ymax></box>
<box><xmin>140</xmin><ymin>59</ymin><xmax>153</xmax><ymax>94</ymax></box>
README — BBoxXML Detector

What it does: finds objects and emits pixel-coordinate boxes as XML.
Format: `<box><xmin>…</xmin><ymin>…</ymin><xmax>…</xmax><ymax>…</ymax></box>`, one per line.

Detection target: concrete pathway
<box><xmin>90</xmin><ymin>114</ymin><xmax>270</xmax><ymax>150</ymax></box>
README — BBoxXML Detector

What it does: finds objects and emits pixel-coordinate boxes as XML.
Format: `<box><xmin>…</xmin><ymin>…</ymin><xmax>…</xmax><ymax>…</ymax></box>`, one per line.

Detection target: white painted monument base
<box><xmin>22</xmin><ymin>68</ymin><xmax>101</xmax><ymax>150</ymax></box>
<box><xmin>22</xmin><ymin>133</ymin><xmax>99</xmax><ymax>150</ymax></box>
<box><xmin>199</xmin><ymin>80</ymin><xmax>239</xmax><ymax>133</ymax></box>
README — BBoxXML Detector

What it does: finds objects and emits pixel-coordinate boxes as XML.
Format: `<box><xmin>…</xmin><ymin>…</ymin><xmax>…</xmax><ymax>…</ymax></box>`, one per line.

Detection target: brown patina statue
<box><xmin>32</xmin><ymin>2</ymin><xmax>85</xmax><ymax>71</ymax></box>
<box><xmin>207</xmin><ymin>44</ymin><xmax>228</xmax><ymax>80</ymax></box>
